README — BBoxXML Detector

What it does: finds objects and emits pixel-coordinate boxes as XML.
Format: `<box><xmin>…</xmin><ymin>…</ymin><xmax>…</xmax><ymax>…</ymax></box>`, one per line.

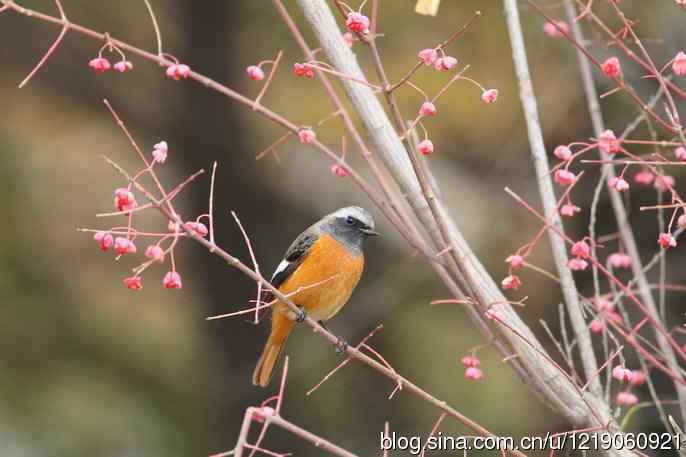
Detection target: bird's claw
<box><xmin>335</xmin><ymin>338</ymin><xmax>349</xmax><ymax>355</ymax></box>
<box><xmin>295</xmin><ymin>307</ymin><xmax>307</xmax><ymax>323</ymax></box>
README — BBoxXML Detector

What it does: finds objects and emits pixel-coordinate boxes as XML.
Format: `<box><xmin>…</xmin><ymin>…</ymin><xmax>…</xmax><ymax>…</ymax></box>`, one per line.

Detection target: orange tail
<box><xmin>252</xmin><ymin>314</ymin><xmax>295</xmax><ymax>387</ymax></box>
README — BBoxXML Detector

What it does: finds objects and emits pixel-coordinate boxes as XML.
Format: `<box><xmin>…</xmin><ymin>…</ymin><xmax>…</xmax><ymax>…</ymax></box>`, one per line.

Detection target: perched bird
<box><xmin>252</xmin><ymin>206</ymin><xmax>379</xmax><ymax>387</ymax></box>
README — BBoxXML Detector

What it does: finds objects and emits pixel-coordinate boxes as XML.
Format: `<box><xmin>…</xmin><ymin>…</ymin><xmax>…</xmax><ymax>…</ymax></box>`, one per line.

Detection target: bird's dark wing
<box><xmin>261</xmin><ymin>230</ymin><xmax>319</xmax><ymax>306</ymax></box>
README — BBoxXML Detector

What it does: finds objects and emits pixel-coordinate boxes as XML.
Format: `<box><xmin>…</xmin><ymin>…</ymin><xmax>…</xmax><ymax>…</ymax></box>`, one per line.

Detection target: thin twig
<box><xmin>231</xmin><ymin>211</ymin><xmax>263</xmax><ymax>325</ymax></box>
<box><xmin>209</xmin><ymin>161</ymin><xmax>217</xmax><ymax>247</ymax></box>
<box><xmin>18</xmin><ymin>0</ymin><xmax>68</xmax><ymax>88</ymax></box>
<box><xmin>254</xmin><ymin>50</ymin><xmax>283</xmax><ymax>108</ymax></box>
<box><xmin>142</xmin><ymin>0</ymin><xmax>163</xmax><ymax>57</ymax></box>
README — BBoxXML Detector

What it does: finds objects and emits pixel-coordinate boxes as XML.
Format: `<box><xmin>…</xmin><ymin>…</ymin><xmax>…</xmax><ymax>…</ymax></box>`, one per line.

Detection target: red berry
<box><xmin>93</xmin><ymin>231</ymin><xmax>114</xmax><ymax>251</ymax></box>
<box><xmin>246</xmin><ymin>65</ymin><xmax>265</xmax><ymax>81</ymax></box>
<box><xmin>418</xmin><ymin>101</ymin><xmax>437</xmax><ymax>117</ymax></box>
<box><xmin>672</xmin><ymin>52</ymin><xmax>686</xmax><ymax>76</ymax></box>
<box><xmin>163</xmin><ymin>271</ymin><xmax>183</xmax><ymax>289</ymax></box>
<box><xmin>345</xmin><ymin>12</ymin><xmax>370</xmax><ymax>33</ymax></box>
<box><xmin>601</xmin><ymin>57</ymin><xmax>621</xmax><ymax>78</ymax></box>
<box><xmin>113</xmin><ymin>60</ymin><xmax>133</xmax><ymax>72</ymax></box>
<box><xmin>481</xmin><ymin>89</ymin><xmax>498</xmax><ymax>104</ymax></box>
<box><xmin>123</xmin><ymin>276</ymin><xmax>143</xmax><ymax>290</ymax></box>
<box><xmin>331</xmin><ymin>164</ymin><xmax>349</xmax><ymax>177</ymax></box>
<box><xmin>298</xmin><ymin>128</ymin><xmax>316</xmax><ymax>144</ymax></box>
<box><xmin>166</xmin><ymin>63</ymin><xmax>191</xmax><ymax>80</ymax></box>
<box><xmin>89</xmin><ymin>57</ymin><xmax>111</xmax><ymax>73</ymax></box>
<box><xmin>418</xmin><ymin>139</ymin><xmax>434</xmax><ymax>155</ymax></box>
<box><xmin>418</xmin><ymin>48</ymin><xmax>438</xmax><ymax>66</ymax></box>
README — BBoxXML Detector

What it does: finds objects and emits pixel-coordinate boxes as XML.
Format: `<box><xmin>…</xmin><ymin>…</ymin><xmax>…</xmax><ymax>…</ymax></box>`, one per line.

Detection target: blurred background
<box><xmin>1</xmin><ymin>1</ymin><xmax>685</xmax><ymax>456</ymax></box>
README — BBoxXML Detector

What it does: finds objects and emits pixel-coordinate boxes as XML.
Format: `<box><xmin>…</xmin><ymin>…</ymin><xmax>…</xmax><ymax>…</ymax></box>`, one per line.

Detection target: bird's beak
<box><xmin>361</xmin><ymin>228</ymin><xmax>380</xmax><ymax>237</ymax></box>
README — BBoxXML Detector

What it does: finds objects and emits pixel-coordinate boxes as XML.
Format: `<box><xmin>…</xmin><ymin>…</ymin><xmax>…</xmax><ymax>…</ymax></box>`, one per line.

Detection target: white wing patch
<box><xmin>271</xmin><ymin>260</ymin><xmax>291</xmax><ymax>281</ymax></box>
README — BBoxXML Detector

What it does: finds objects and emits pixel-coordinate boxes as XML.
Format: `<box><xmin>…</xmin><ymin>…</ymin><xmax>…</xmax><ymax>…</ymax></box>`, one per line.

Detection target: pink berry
<box><xmin>608</xmin><ymin>176</ymin><xmax>629</xmax><ymax>192</ymax></box>
<box><xmin>608</xmin><ymin>252</ymin><xmax>631</xmax><ymax>269</ymax></box>
<box><xmin>601</xmin><ymin>57</ymin><xmax>621</xmax><ymax>78</ymax></box>
<box><xmin>560</xmin><ymin>203</ymin><xmax>581</xmax><ymax>217</ymax></box>
<box><xmin>186</xmin><ymin>221</ymin><xmax>209</xmax><ymax>237</ymax></box>
<box><xmin>598</xmin><ymin>129</ymin><xmax>620</xmax><ymax>154</ymax></box>
<box><xmin>654</xmin><ymin>175</ymin><xmax>675</xmax><ymax>193</ymax></box>
<box><xmin>418</xmin><ymin>139</ymin><xmax>434</xmax><ymax>155</ymax></box>
<box><xmin>145</xmin><ymin>245</ymin><xmax>165</xmax><ymax>263</ymax></box>
<box><xmin>114</xmin><ymin>237</ymin><xmax>136</xmax><ymax>255</ymax></box>
<box><xmin>345</xmin><ymin>12</ymin><xmax>370</xmax><ymax>33</ymax></box>
<box><xmin>298</xmin><ymin>128</ymin><xmax>316</xmax><ymax>144</ymax></box>
<box><xmin>418</xmin><ymin>48</ymin><xmax>438</xmax><ymax>65</ymax></box>
<box><xmin>501</xmin><ymin>275</ymin><xmax>521</xmax><ymax>290</ymax></box>
<box><xmin>418</xmin><ymin>101</ymin><xmax>437</xmax><ymax>117</ymax></box>
<box><xmin>152</xmin><ymin>141</ymin><xmax>168</xmax><ymax>163</ymax></box>
<box><xmin>114</xmin><ymin>188</ymin><xmax>137</xmax><ymax>212</ymax></box>
<box><xmin>594</xmin><ymin>296</ymin><xmax>615</xmax><ymax>312</ymax></box>
<box><xmin>506</xmin><ymin>254</ymin><xmax>524</xmax><ymax>269</ymax></box>
<box><xmin>464</xmin><ymin>367</ymin><xmax>484</xmax><ymax>381</ymax></box>
<box><xmin>93</xmin><ymin>231</ymin><xmax>114</xmax><ymax>251</ymax></box>
<box><xmin>293</xmin><ymin>63</ymin><xmax>314</xmax><ymax>79</ymax></box>
<box><xmin>675</xmin><ymin>146</ymin><xmax>686</xmax><ymax>161</ymax></box>
<box><xmin>246</xmin><ymin>65</ymin><xmax>265</xmax><ymax>81</ymax></box>
<box><xmin>88</xmin><ymin>57</ymin><xmax>111</xmax><ymax>73</ymax></box>
<box><xmin>589</xmin><ymin>319</ymin><xmax>605</xmax><ymax>334</ymax></box>
<box><xmin>434</xmin><ymin>56</ymin><xmax>458</xmax><ymax>71</ymax></box>
<box><xmin>481</xmin><ymin>89</ymin><xmax>498</xmax><ymax>104</ymax></box>
<box><xmin>543</xmin><ymin>20</ymin><xmax>569</xmax><ymax>38</ymax></box>
<box><xmin>554</xmin><ymin>169</ymin><xmax>577</xmax><ymax>186</ymax></box>
<box><xmin>616</xmin><ymin>391</ymin><xmax>638</xmax><ymax>406</ymax></box>
<box><xmin>658</xmin><ymin>232</ymin><xmax>677</xmax><ymax>249</ymax></box>
<box><xmin>331</xmin><ymin>163</ymin><xmax>348</xmax><ymax>177</ymax></box>
<box><xmin>166</xmin><ymin>63</ymin><xmax>191</xmax><ymax>80</ymax></box>
<box><xmin>123</xmin><ymin>276</ymin><xmax>143</xmax><ymax>290</ymax></box>
<box><xmin>672</xmin><ymin>51</ymin><xmax>686</xmax><ymax>76</ymax></box>
<box><xmin>678</xmin><ymin>214</ymin><xmax>686</xmax><ymax>228</ymax></box>
<box><xmin>571</xmin><ymin>240</ymin><xmax>590</xmax><ymax>258</ymax></box>
<box><xmin>553</xmin><ymin>145</ymin><xmax>572</xmax><ymax>161</ymax></box>
<box><xmin>567</xmin><ymin>258</ymin><xmax>588</xmax><ymax>271</ymax></box>
<box><xmin>630</xmin><ymin>371</ymin><xmax>646</xmax><ymax>386</ymax></box>
<box><xmin>460</xmin><ymin>355</ymin><xmax>481</xmax><ymax>368</ymax></box>
<box><xmin>612</xmin><ymin>365</ymin><xmax>634</xmax><ymax>383</ymax></box>
<box><xmin>113</xmin><ymin>60</ymin><xmax>133</xmax><ymax>73</ymax></box>
<box><xmin>633</xmin><ymin>170</ymin><xmax>654</xmax><ymax>186</ymax></box>
<box><xmin>163</xmin><ymin>271</ymin><xmax>183</xmax><ymax>289</ymax></box>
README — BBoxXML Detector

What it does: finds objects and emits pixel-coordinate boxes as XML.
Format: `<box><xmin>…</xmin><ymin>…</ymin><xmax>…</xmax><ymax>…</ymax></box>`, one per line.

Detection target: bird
<box><xmin>252</xmin><ymin>206</ymin><xmax>379</xmax><ymax>387</ymax></box>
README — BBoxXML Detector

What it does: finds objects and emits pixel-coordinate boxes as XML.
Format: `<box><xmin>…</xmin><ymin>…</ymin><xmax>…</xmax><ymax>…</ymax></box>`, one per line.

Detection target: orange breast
<box><xmin>274</xmin><ymin>234</ymin><xmax>364</xmax><ymax>322</ymax></box>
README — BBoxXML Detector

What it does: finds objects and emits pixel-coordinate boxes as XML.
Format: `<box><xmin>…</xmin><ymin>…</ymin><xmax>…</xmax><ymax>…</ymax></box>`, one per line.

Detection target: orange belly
<box><xmin>273</xmin><ymin>234</ymin><xmax>364</xmax><ymax>322</ymax></box>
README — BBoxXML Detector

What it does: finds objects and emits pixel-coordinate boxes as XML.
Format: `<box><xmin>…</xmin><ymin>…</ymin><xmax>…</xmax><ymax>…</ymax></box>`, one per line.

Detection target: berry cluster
<box><xmin>86</xmin><ymin>136</ymin><xmax>208</xmax><ymax>291</ymax></box>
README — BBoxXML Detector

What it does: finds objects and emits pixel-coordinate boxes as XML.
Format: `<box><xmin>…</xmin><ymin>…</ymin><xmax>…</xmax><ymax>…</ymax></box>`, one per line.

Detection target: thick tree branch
<box><xmin>296</xmin><ymin>0</ymin><xmax>614</xmax><ymax>429</ymax></box>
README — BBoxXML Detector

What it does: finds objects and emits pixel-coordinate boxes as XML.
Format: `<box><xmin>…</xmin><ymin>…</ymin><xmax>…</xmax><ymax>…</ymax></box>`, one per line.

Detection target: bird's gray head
<box><xmin>319</xmin><ymin>206</ymin><xmax>379</xmax><ymax>255</ymax></box>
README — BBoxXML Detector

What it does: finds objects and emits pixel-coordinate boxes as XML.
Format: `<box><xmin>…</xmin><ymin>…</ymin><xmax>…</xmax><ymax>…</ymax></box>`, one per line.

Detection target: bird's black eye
<box><xmin>345</xmin><ymin>216</ymin><xmax>356</xmax><ymax>226</ymax></box>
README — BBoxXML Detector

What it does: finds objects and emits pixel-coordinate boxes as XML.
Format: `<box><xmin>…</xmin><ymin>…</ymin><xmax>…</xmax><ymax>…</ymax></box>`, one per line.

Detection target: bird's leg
<box><xmin>335</xmin><ymin>339</ymin><xmax>349</xmax><ymax>355</ymax></box>
<box><xmin>318</xmin><ymin>320</ymin><xmax>348</xmax><ymax>355</ymax></box>
<box><xmin>295</xmin><ymin>306</ymin><xmax>307</xmax><ymax>323</ymax></box>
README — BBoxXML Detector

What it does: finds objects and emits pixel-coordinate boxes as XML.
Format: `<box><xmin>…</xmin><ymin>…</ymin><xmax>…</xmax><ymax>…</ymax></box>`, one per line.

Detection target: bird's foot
<box><xmin>295</xmin><ymin>306</ymin><xmax>307</xmax><ymax>323</ymax></box>
<box><xmin>335</xmin><ymin>338</ymin><xmax>349</xmax><ymax>355</ymax></box>
<box><xmin>317</xmin><ymin>320</ymin><xmax>347</xmax><ymax>354</ymax></box>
